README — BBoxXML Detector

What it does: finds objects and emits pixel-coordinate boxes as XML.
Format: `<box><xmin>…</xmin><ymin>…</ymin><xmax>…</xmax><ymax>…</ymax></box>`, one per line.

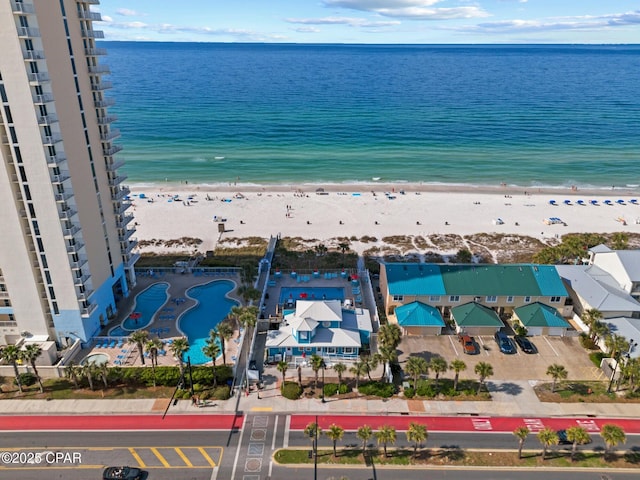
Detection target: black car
<box><xmin>514</xmin><ymin>335</ymin><xmax>536</xmax><ymax>354</ymax></box>
<box><xmin>103</xmin><ymin>466</ymin><xmax>144</xmax><ymax>480</ymax></box>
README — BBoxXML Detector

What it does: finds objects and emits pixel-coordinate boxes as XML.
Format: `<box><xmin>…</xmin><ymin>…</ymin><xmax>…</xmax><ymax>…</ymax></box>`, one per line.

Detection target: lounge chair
<box><xmin>590</xmin><ymin>200</ymin><xmax>599</xmax><ymax>205</ymax></box>
<box><xmin>604</xmin><ymin>200</ymin><xmax>613</xmax><ymax>205</ymax></box>
<box><xmin>109</xmin><ymin>340</ymin><xmax>116</xmax><ymax>348</ymax></box>
<box><xmin>617</xmin><ymin>199</ymin><xmax>626</xmax><ymax>205</ymax></box>
<box><xmin>563</xmin><ymin>200</ymin><xmax>571</xmax><ymax>205</ymax></box>
<box><xmin>549</xmin><ymin>200</ymin><xmax>557</xmax><ymax>206</ymax></box>
<box><xmin>631</xmin><ymin>199</ymin><xmax>639</xmax><ymax>205</ymax></box>
<box><xmin>576</xmin><ymin>199</ymin><xmax>585</xmax><ymax>205</ymax></box>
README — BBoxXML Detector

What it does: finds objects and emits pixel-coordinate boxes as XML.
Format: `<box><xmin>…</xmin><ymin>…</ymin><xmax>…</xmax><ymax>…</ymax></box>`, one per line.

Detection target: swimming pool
<box><xmin>122</xmin><ymin>282</ymin><xmax>169</xmax><ymax>331</ymax></box>
<box><xmin>279</xmin><ymin>287</ymin><xmax>345</xmax><ymax>305</ymax></box>
<box><xmin>179</xmin><ymin>280</ymin><xmax>238</xmax><ymax>365</ymax></box>
<box><xmin>82</xmin><ymin>353</ymin><xmax>109</xmax><ymax>366</ymax></box>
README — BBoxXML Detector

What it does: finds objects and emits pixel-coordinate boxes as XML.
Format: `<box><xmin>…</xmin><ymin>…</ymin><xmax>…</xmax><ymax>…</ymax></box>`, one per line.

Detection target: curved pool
<box><xmin>179</xmin><ymin>280</ymin><xmax>238</xmax><ymax>365</ymax></box>
<box><xmin>82</xmin><ymin>353</ymin><xmax>109</xmax><ymax>366</ymax></box>
<box><xmin>122</xmin><ymin>282</ymin><xmax>169</xmax><ymax>331</ymax></box>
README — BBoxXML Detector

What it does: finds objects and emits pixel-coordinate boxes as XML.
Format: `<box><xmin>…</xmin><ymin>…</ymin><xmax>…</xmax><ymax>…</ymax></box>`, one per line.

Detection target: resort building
<box><xmin>265</xmin><ymin>299</ymin><xmax>372</xmax><ymax>362</ymax></box>
<box><xmin>587</xmin><ymin>245</ymin><xmax>640</xmax><ymax>302</ymax></box>
<box><xmin>0</xmin><ymin>0</ymin><xmax>137</xmax><ymax>349</ymax></box>
<box><xmin>380</xmin><ymin>263</ymin><xmax>571</xmax><ymax>335</ymax></box>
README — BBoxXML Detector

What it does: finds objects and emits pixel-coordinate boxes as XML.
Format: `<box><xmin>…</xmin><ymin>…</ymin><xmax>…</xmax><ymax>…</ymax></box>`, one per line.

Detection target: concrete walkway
<box><xmin>1</xmin><ymin>380</ymin><xmax>640</xmax><ymax>418</ymax></box>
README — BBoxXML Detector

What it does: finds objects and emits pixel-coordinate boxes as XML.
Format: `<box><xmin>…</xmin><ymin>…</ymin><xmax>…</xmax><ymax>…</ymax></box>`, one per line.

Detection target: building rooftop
<box><xmin>451</xmin><ymin>302</ymin><xmax>504</xmax><ymax>327</ymax></box>
<box><xmin>395</xmin><ymin>301</ymin><xmax>445</xmax><ymax>327</ymax></box>
<box><xmin>514</xmin><ymin>302</ymin><xmax>571</xmax><ymax>328</ymax></box>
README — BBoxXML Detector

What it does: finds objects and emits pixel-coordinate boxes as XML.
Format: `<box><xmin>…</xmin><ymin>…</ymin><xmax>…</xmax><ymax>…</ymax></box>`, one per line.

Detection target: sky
<box><xmin>95</xmin><ymin>0</ymin><xmax>640</xmax><ymax>44</ymax></box>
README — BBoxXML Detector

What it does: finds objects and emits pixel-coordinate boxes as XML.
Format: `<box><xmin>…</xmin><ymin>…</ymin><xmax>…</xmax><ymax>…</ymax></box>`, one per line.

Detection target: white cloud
<box><xmin>294</xmin><ymin>26</ymin><xmax>321</xmax><ymax>33</ymax></box>
<box><xmin>322</xmin><ymin>0</ymin><xmax>488</xmax><ymax>20</ymax></box>
<box><xmin>100</xmin><ymin>15</ymin><xmax>113</xmax><ymax>23</ymax></box>
<box><xmin>285</xmin><ymin>16</ymin><xmax>401</xmax><ymax>28</ymax></box>
<box><xmin>116</xmin><ymin>8</ymin><xmax>141</xmax><ymax>17</ymax></box>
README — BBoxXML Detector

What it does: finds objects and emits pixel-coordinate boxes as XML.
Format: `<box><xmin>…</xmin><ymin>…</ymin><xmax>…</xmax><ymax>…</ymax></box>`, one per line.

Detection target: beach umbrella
<box><xmin>129</xmin><ymin>312</ymin><xmax>142</xmax><ymax>320</ymax></box>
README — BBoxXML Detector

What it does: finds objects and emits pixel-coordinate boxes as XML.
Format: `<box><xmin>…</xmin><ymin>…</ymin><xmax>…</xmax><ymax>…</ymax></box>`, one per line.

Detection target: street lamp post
<box><xmin>321</xmin><ymin>362</ymin><xmax>326</xmax><ymax>403</ymax></box>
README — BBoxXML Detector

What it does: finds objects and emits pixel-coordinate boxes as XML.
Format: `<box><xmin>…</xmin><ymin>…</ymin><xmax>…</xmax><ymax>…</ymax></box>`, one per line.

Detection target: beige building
<box><xmin>0</xmin><ymin>0</ymin><xmax>137</xmax><ymax>348</ymax></box>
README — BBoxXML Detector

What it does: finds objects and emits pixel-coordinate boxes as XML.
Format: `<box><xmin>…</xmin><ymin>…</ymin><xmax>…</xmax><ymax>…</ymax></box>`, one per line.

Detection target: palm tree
<box><xmin>82</xmin><ymin>363</ymin><xmax>97</xmax><ymax>391</ymax></box>
<box><xmin>325</xmin><ymin>424</ymin><xmax>345</xmax><ymax>457</ymax></box>
<box><xmin>513</xmin><ymin>426</ymin><xmax>530</xmax><ymax>459</ymax></box>
<box><xmin>304</xmin><ymin>422</ymin><xmax>322</xmax><ymax>457</ymax></box>
<box><xmin>377</xmin><ymin>345</ymin><xmax>397</xmax><ymax>382</ymax></box>
<box><xmin>333</xmin><ymin>362</ymin><xmax>346</xmax><ymax>385</ymax></box>
<box><xmin>22</xmin><ymin>343</ymin><xmax>44</xmax><ymax>393</ymax></box>
<box><xmin>276</xmin><ymin>360</ymin><xmax>288</xmax><ymax>386</ymax></box>
<box><xmin>202</xmin><ymin>339</ymin><xmax>221</xmax><ymax>387</ymax></box>
<box><xmin>128</xmin><ymin>330</ymin><xmax>150</xmax><ymax>366</ymax></box>
<box><xmin>565</xmin><ymin>426</ymin><xmax>591</xmax><ymax>462</ymax></box>
<box><xmin>546</xmin><ymin>364</ymin><xmax>568</xmax><ymax>393</ymax></box>
<box><xmin>376</xmin><ymin>425</ymin><xmax>396</xmax><ymax>458</ymax></box>
<box><xmin>537</xmin><ymin>427</ymin><xmax>559</xmax><ymax>460</ymax></box>
<box><xmin>405</xmin><ymin>356</ymin><xmax>429</xmax><ymax>388</ymax></box>
<box><xmin>297</xmin><ymin>364</ymin><xmax>302</xmax><ymax>387</ymax></box>
<box><xmin>581</xmin><ymin>307</ymin><xmax>602</xmax><ymax>335</ymax></box>
<box><xmin>474</xmin><ymin>361</ymin><xmax>494</xmax><ymax>395</ymax></box>
<box><xmin>170</xmin><ymin>337</ymin><xmax>190</xmax><ymax>379</ymax></box>
<box><xmin>360</xmin><ymin>355</ymin><xmax>378</xmax><ymax>381</ymax></box>
<box><xmin>357</xmin><ymin>425</ymin><xmax>373</xmax><ymax>456</ymax></box>
<box><xmin>310</xmin><ymin>354</ymin><xmax>325</xmax><ymax>390</ymax></box>
<box><xmin>378</xmin><ymin>323</ymin><xmax>402</xmax><ymax>350</ymax></box>
<box><xmin>349</xmin><ymin>361</ymin><xmax>366</xmax><ymax>390</ymax></box>
<box><xmin>406</xmin><ymin>422</ymin><xmax>428</xmax><ymax>459</ymax></box>
<box><xmin>65</xmin><ymin>361</ymin><xmax>82</xmax><ymax>389</ymax></box>
<box><xmin>230</xmin><ymin>305</ymin><xmax>244</xmax><ymax>329</ymax></box>
<box><xmin>1</xmin><ymin>345</ymin><xmax>24</xmax><ymax>393</ymax></box>
<box><xmin>98</xmin><ymin>361</ymin><xmax>110</xmax><ymax>389</ymax></box>
<box><xmin>450</xmin><ymin>359</ymin><xmax>467</xmax><ymax>392</ymax></box>
<box><xmin>237</xmin><ymin>285</ymin><xmax>261</xmax><ymax>305</ymax></box>
<box><xmin>605</xmin><ymin>334</ymin><xmax>630</xmax><ymax>363</ymax></box>
<box><xmin>589</xmin><ymin>320</ymin><xmax>609</xmax><ymax>343</ymax></box>
<box><xmin>621</xmin><ymin>357</ymin><xmax>640</xmax><ymax>392</ymax></box>
<box><xmin>429</xmin><ymin>357</ymin><xmax>448</xmax><ymax>391</ymax></box>
<box><xmin>145</xmin><ymin>338</ymin><xmax>162</xmax><ymax>387</ymax></box>
<box><xmin>208</xmin><ymin>328</ymin><xmax>220</xmax><ymax>347</ymax></box>
<box><xmin>217</xmin><ymin>321</ymin><xmax>234</xmax><ymax>365</ymax></box>
<box><xmin>600</xmin><ymin>424</ymin><xmax>626</xmax><ymax>459</ymax></box>
<box><xmin>337</xmin><ymin>241</ymin><xmax>350</xmax><ymax>266</ymax></box>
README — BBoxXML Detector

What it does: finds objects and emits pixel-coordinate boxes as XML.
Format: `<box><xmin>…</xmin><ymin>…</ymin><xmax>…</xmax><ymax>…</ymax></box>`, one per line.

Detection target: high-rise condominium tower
<box><xmin>0</xmin><ymin>0</ymin><xmax>137</xmax><ymax>347</ymax></box>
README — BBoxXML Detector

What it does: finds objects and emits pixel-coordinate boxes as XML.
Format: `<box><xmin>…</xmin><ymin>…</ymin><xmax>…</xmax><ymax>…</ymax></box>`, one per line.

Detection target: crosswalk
<box><xmin>127</xmin><ymin>446</ymin><xmax>222</xmax><ymax>469</ymax></box>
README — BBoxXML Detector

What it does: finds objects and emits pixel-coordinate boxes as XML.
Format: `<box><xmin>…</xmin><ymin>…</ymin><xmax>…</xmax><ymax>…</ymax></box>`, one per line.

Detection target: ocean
<box><xmin>102</xmin><ymin>42</ymin><xmax>640</xmax><ymax>189</ymax></box>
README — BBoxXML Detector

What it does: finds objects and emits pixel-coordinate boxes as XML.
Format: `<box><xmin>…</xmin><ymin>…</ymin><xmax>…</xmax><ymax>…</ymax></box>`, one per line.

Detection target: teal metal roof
<box><xmin>514</xmin><ymin>302</ymin><xmax>570</xmax><ymax>328</ymax></box>
<box><xmin>385</xmin><ymin>263</ymin><xmax>567</xmax><ymax>297</ymax></box>
<box><xmin>395</xmin><ymin>301</ymin><xmax>445</xmax><ymax>327</ymax></box>
<box><xmin>451</xmin><ymin>302</ymin><xmax>503</xmax><ymax>327</ymax></box>
<box><xmin>385</xmin><ymin>263</ymin><xmax>445</xmax><ymax>295</ymax></box>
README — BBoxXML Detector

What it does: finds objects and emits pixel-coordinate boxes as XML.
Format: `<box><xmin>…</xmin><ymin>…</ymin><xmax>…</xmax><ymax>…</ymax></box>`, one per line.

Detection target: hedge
<box><xmin>358</xmin><ymin>381</ymin><xmax>395</xmax><ymax>398</ymax></box>
<box><xmin>281</xmin><ymin>381</ymin><xmax>302</xmax><ymax>400</ymax></box>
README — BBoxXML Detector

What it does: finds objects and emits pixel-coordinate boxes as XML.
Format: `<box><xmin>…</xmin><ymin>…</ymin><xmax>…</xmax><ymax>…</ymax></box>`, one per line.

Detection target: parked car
<box><xmin>458</xmin><ymin>334</ymin><xmax>478</xmax><ymax>354</ymax></box>
<box><xmin>494</xmin><ymin>331</ymin><xmax>516</xmax><ymax>354</ymax></box>
<box><xmin>103</xmin><ymin>466</ymin><xmax>144</xmax><ymax>480</ymax></box>
<box><xmin>514</xmin><ymin>335</ymin><xmax>536</xmax><ymax>354</ymax></box>
<box><xmin>556</xmin><ymin>429</ymin><xmax>592</xmax><ymax>445</ymax></box>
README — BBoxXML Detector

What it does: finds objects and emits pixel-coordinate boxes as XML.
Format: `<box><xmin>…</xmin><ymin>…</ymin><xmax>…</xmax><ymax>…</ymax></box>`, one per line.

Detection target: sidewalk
<box><xmin>1</xmin><ymin>380</ymin><xmax>640</xmax><ymax>418</ymax></box>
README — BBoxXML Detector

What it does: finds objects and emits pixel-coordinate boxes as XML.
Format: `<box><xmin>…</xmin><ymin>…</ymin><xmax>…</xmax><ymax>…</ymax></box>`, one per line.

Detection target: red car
<box><xmin>458</xmin><ymin>334</ymin><xmax>478</xmax><ymax>354</ymax></box>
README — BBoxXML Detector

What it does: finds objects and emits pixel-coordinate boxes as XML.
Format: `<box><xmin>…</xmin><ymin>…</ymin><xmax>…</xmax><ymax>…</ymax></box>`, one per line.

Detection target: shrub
<box><xmin>199</xmin><ymin>390</ymin><xmax>212</xmax><ymax>401</ymax></box>
<box><xmin>579</xmin><ymin>333</ymin><xmax>597</xmax><ymax>350</ymax></box>
<box><xmin>323</xmin><ymin>383</ymin><xmax>340</xmax><ymax>397</ymax></box>
<box><xmin>281</xmin><ymin>381</ymin><xmax>302</xmax><ymax>400</ymax></box>
<box><xmin>403</xmin><ymin>387</ymin><xmax>415</xmax><ymax>399</ymax></box>
<box><xmin>338</xmin><ymin>383</ymin><xmax>351</xmax><ymax>394</ymax></box>
<box><xmin>416</xmin><ymin>380</ymin><xmax>436</xmax><ymax>398</ymax></box>
<box><xmin>589</xmin><ymin>351</ymin><xmax>607</xmax><ymax>367</ymax></box>
<box><xmin>358</xmin><ymin>381</ymin><xmax>395</xmax><ymax>398</ymax></box>
<box><xmin>212</xmin><ymin>385</ymin><xmax>231</xmax><ymax>400</ymax></box>
<box><xmin>16</xmin><ymin>372</ymin><xmax>37</xmax><ymax>387</ymax></box>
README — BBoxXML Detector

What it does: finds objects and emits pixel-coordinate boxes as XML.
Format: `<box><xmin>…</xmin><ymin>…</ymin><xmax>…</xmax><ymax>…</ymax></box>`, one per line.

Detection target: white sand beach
<box><xmin>129</xmin><ymin>183</ymin><xmax>639</xmax><ymax>255</ymax></box>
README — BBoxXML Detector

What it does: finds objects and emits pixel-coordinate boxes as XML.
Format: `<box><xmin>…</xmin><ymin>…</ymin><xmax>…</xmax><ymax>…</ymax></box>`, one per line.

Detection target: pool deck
<box><xmin>77</xmin><ymin>271</ymin><xmax>243</xmax><ymax>367</ymax></box>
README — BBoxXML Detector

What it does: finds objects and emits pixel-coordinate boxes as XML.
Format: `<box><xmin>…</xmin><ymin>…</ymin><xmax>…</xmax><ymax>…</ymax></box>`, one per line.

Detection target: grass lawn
<box><xmin>0</xmin><ymin>379</ymin><xmax>174</xmax><ymax>400</ymax></box>
<box><xmin>274</xmin><ymin>447</ymin><xmax>640</xmax><ymax>469</ymax></box>
<box><xmin>534</xmin><ymin>381</ymin><xmax>640</xmax><ymax>403</ymax></box>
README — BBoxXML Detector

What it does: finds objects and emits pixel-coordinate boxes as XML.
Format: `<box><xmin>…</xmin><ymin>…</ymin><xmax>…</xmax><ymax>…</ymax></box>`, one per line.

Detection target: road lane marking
<box><xmin>198</xmin><ymin>447</ymin><xmax>217</xmax><ymax>467</ymax></box>
<box><xmin>151</xmin><ymin>447</ymin><xmax>171</xmax><ymax>468</ymax></box>
<box><xmin>272</xmin><ymin>415</ymin><xmax>279</xmax><ymax>450</ymax></box>
<box><xmin>128</xmin><ymin>447</ymin><xmax>146</xmax><ymax>468</ymax></box>
<box><xmin>175</xmin><ymin>447</ymin><xmax>193</xmax><ymax>467</ymax></box>
<box><xmin>283</xmin><ymin>415</ymin><xmax>291</xmax><ymax>448</ymax></box>
<box><xmin>448</xmin><ymin>335</ymin><xmax>460</xmax><ymax>356</ymax></box>
<box><xmin>250</xmin><ymin>407</ymin><xmax>272</xmax><ymax>412</ymax></box>
<box><xmin>230</xmin><ymin>414</ymin><xmax>247</xmax><ymax>480</ymax></box>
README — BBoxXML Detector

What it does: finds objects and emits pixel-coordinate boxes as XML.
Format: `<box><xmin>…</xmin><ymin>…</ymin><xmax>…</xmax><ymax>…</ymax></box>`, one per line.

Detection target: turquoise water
<box><xmin>179</xmin><ymin>280</ymin><xmax>239</xmax><ymax>365</ymax></box>
<box><xmin>102</xmin><ymin>43</ymin><xmax>640</xmax><ymax>189</ymax></box>
<box><xmin>122</xmin><ymin>282</ymin><xmax>169</xmax><ymax>331</ymax></box>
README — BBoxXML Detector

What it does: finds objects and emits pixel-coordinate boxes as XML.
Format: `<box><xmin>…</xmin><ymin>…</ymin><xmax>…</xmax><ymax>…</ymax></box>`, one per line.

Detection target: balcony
<box><xmin>103</xmin><ymin>144</ymin><xmax>123</xmax><ymax>156</ymax></box>
<box><xmin>88</xmin><ymin>64</ymin><xmax>110</xmax><ymax>74</ymax></box>
<box><xmin>83</xmin><ymin>0</ymin><xmax>101</xmax><ymax>4</ymax></box>
<box><xmin>101</xmin><ymin>129</ymin><xmax>121</xmax><ymax>142</ymax></box>
<box><xmin>108</xmin><ymin>174</ymin><xmax>127</xmax><ymax>187</ymax></box>
<box><xmin>97</xmin><ymin>114</ymin><xmax>118</xmax><ymax>125</ymax></box>
<box><xmin>74</xmin><ymin>273</ymin><xmax>90</xmax><ymax>286</ymax></box>
<box><xmin>118</xmin><ymin>212</ymin><xmax>134</xmax><ymax>226</ymax></box>
<box><xmin>80</xmin><ymin>302</ymin><xmax>98</xmax><ymax>317</ymax></box>
<box><xmin>28</xmin><ymin>72</ymin><xmax>50</xmax><ymax>84</ymax></box>
<box><xmin>118</xmin><ymin>228</ymin><xmax>135</xmax><ymax>243</ymax></box>
<box><xmin>69</xmin><ymin>256</ymin><xmax>88</xmax><ymax>270</ymax></box>
<box><xmin>62</xmin><ymin>223</ymin><xmax>81</xmax><ymax>238</ymax></box>
<box><xmin>123</xmin><ymin>240</ymin><xmax>139</xmax><ymax>255</ymax></box>
<box><xmin>125</xmin><ymin>252</ymin><xmax>141</xmax><ymax>269</ymax></box>
<box><xmin>23</xmin><ymin>49</ymin><xmax>45</xmax><ymax>60</ymax></box>
<box><xmin>85</xmin><ymin>47</ymin><xmax>107</xmax><ymax>56</ymax></box>
<box><xmin>36</xmin><ymin>113</ymin><xmax>58</xmax><ymax>125</ymax></box>
<box><xmin>76</xmin><ymin>286</ymin><xmax>94</xmax><ymax>302</ymax></box>
<box><xmin>33</xmin><ymin>92</ymin><xmax>54</xmax><ymax>104</ymax></box>
<box><xmin>91</xmin><ymin>81</ymin><xmax>113</xmax><ymax>91</ymax></box>
<box><xmin>111</xmin><ymin>186</ymin><xmax>130</xmax><ymax>201</ymax></box>
<box><xmin>54</xmin><ymin>191</ymin><xmax>74</xmax><ymax>202</ymax></box>
<box><xmin>106</xmin><ymin>159</ymin><xmax>125</xmax><ymax>172</ymax></box>
<box><xmin>81</xmin><ymin>29</ymin><xmax>104</xmax><ymax>39</ymax></box>
<box><xmin>47</xmin><ymin>152</ymin><xmax>67</xmax><ymax>167</ymax></box>
<box><xmin>0</xmin><ymin>291</ymin><xmax>9</xmax><ymax>299</ymax></box>
<box><xmin>42</xmin><ymin>133</ymin><xmax>62</xmax><ymax>145</ymax></box>
<box><xmin>17</xmin><ymin>27</ymin><xmax>40</xmax><ymax>38</ymax></box>
<box><xmin>113</xmin><ymin>200</ymin><xmax>131</xmax><ymax>215</ymax></box>
<box><xmin>1</xmin><ymin>135</ymin><xmax>9</xmax><ymax>144</ymax></box>
<box><xmin>58</xmin><ymin>207</ymin><xmax>77</xmax><ymax>221</ymax></box>
<box><xmin>50</xmin><ymin>171</ymin><xmax>70</xmax><ymax>184</ymax></box>
<box><xmin>11</xmin><ymin>1</ymin><xmax>36</xmax><ymax>14</ymax></box>
<box><xmin>65</xmin><ymin>240</ymin><xmax>84</xmax><ymax>253</ymax></box>
<box><xmin>77</xmin><ymin>10</ymin><xmax>102</xmax><ymax>21</ymax></box>
<box><xmin>94</xmin><ymin>97</ymin><xmax>115</xmax><ymax>108</ymax></box>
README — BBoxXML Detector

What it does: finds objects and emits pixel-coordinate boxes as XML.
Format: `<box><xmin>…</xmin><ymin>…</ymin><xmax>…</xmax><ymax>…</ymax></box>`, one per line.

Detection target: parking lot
<box><xmin>397</xmin><ymin>334</ymin><xmax>600</xmax><ymax>382</ymax></box>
